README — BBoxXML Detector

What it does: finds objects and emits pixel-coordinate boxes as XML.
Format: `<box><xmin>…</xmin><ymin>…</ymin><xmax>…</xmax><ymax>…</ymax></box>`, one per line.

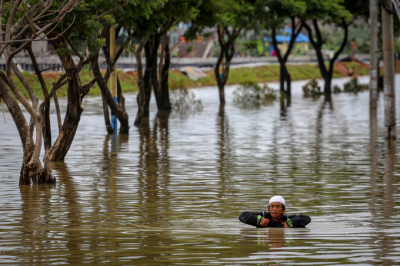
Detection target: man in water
<box><xmin>239</xmin><ymin>196</ymin><xmax>311</xmax><ymax>228</ymax></box>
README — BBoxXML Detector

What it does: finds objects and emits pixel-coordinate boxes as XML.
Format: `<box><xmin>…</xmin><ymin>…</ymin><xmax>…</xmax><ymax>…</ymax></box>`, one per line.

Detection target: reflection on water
<box><xmin>0</xmin><ymin>76</ymin><xmax>400</xmax><ymax>264</ymax></box>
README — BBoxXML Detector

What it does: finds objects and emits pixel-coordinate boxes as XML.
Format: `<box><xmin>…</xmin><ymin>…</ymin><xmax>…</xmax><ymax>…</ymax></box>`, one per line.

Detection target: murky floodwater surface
<box><xmin>1</xmin><ymin>76</ymin><xmax>400</xmax><ymax>265</ymax></box>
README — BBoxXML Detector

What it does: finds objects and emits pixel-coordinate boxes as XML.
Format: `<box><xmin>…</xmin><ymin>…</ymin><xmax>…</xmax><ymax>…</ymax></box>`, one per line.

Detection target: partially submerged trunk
<box><xmin>160</xmin><ymin>42</ymin><xmax>171</xmax><ymax>111</ymax></box>
<box><xmin>214</xmin><ymin>26</ymin><xmax>241</xmax><ymax>105</ymax></box>
<box><xmin>134</xmin><ymin>19</ymin><xmax>175</xmax><ymax>126</ymax></box>
<box><xmin>278</xmin><ymin>64</ymin><xmax>292</xmax><ymax>98</ymax></box>
<box><xmin>148</xmin><ymin>33</ymin><xmax>163</xmax><ymax>111</ymax></box>
<box><xmin>91</xmin><ymin>53</ymin><xmax>130</xmax><ymax>134</ymax></box>
<box><xmin>26</xmin><ymin>43</ymin><xmax>57</xmax><ymax>155</ymax></box>
<box><xmin>0</xmin><ymin>0</ymin><xmax>93</xmax><ymax>184</ymax></box>
<box><xmin>96</xmin><ymin>26</ymin><xmax>130</xmax><ymax>134</ymax></box>
<box><xmin>43</xmin><ymin>36</ymin><xmax>98</xmax><ymax>162</ymax></box>
<box><xmin>3</xmin><ymin>40</ymin><xmax>96</xmax><ymax>178</ymax></box>
<box><xmin>0</xmin><ymin>47</ymin><xmax>56</xmax><ymax>184</ymax></box>
<box><xmin>102</xmin><ymin>93</ymin><xmax>114</xmax><ymax>134</ymax></box>
<box><xmin>135</xmin><ymin>38</ymin><xmax>156</xmax><ymax>126</ymax></box>
<box><xmin>271</xmin><ymin>17</ymin><xmax>302</xmax><ymax>99</ymax></box>
<box><xmin>45</xmin><ymin>53</ymin><xmax>82</xmax><ymax>161</ymax></box>
<box><xmin>152</xmin><ymin>33</ymin><xmax>172</xmax><ymax>113</ymax></box>
<box><xmin>0</xmin><ymin>78</ymin><xmax>55</xmax><ymax>185</ymax></box>
<box><xmin>20</xmin><ymin>152</ymin><xmax>54</xmax><ymax>185</ymax></box>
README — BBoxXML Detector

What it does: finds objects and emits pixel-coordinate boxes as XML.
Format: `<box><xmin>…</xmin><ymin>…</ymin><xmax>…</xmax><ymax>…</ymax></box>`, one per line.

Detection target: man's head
<box><xmin>268</xmin><ymin>195</ymin><xmax>286</xmax><ymax>219</ymax></box>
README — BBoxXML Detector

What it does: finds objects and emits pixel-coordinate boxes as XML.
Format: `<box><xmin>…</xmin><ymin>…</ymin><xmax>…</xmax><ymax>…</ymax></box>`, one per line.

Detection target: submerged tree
<box><xmin>90</xmin><ymin>0</ymin><xmax>168</xmax><ymax>132</ymax></box>
<box><xmin>0</xmin><ymin>0</ymin><xmax>123</xmax><ymax>184</ymax></box>
<box><xmin>132</xmin><ymin>0</ymin><xmax>201</xmax><ymax>126</ymax></box>
<box><xmin>188</xmin><ymin>0</ymin><xmax>256</xmax><ymax>105</ymax></box>
<box><xmin>301</xmin><ymin>0</ymin><xmax>367</xmax><ymax>95</ymax></box>
<box><xmin>0</xmin><ymin>0</ymin><xmax>83</xmax><ymax>184</ymax></box>
<box><xmin>256</xmin><ymin>0</ymin><xmax>306</xmax><ymax>99</ymax></box>
<box><xmin>126</xmin><ymin>1</ymin><xmax>170</xmax><ymax>126</ymax></box>
<box><xmin>90</xmin><ymin>25</ymin><xmax>130</xmax><ymax>134</ymax></box>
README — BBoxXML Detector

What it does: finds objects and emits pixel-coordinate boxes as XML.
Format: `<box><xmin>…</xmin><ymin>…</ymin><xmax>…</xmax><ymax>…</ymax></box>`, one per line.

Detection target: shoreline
<box><xmin>10</xmin><ymin>60</ymin><xmax>387</xmax><ymax>100</ymax></box>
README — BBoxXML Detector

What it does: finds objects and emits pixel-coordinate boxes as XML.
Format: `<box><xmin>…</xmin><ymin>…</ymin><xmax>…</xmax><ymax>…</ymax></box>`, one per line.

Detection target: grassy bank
<box><xmin>12</xmin><ymin>61</ymin><xmax>375</xmax><ymax>100</ymax></box>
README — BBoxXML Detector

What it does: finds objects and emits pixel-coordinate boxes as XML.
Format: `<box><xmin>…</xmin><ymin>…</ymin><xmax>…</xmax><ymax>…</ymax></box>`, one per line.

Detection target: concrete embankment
<box><xmin>1</xmin><ymin>54</ymin><xmax>369</xmax><ymax>73</ymax></box>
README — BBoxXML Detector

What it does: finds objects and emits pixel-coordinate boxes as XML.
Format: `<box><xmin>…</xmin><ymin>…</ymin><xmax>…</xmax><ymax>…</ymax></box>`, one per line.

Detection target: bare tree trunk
<box><xmin>91</xmin><ymin>53</ymin><xmax>130</xmax><ymax>133</ymax></box>
<box><xmin>26</xmin><ymin>44</ymin><xmax>52</xmax><ymax>152</ymax></box>
<box><xmin>0</xmin><ymin>62</ymin><xmax>55</xmax><ymax>184</ymax></box>
<box><xmin>44</xmin><ymin>57</ymin><xmax>97</xmax><ymax>162</ymax></box>
<box><xmin>271</xmin><ymin>18</ymin><xmax>301</xmax><ymax>98</ymax></box>
<box><xmin>280</xmin><ymin>65</ymin><xmax>292</xmax><ymax>99</ymax></box>
<box><xmin>144</xmin><ymin>39</ymin><xmax>156</xmax><ymax>115</ymax></box>
<box><xmin>134</xmin><ymin>40</ymin><xmax>146</xmax><ymax>126</ymax></box>
<box><xmin>46</xmin><ymin>62</ymin><xmax>83</xmax><ymax>161</ymax></box>
<box><xmin>102</xmin><ymin>93</ymin><xmax>114</xmax><ymax>134</ymax></box>
<box><xmin>0</xmin><ymin>78</ymin><xmax>55</xmax><ymax>184</ymax></box>
<box><xmin>45</xmin><ymin>38</ymin><xmax>97</xmax><ymax>161</ymax></box>
<box><xmin>154</xmin><ymin>33</ymin><xmax>172</xmax><ymax>112</ymax></box>
<box><xmin>286</xmin><ymin>69</ymin><xmax>292</xmax><ymax>100</ymax></box>
<box><xmin>279</xmin><ymin>64</ymin><xmax>285</xmax><ymax>94</ymax></box>
<box><xmin>117</xmin><ymin>78</ymin><xmax>127</xmax><ymax>123</ymax></box>
<box><xmin>382</xmin><ymin>0</ymin><xmax>396</xmax><ymax>139</ymax></box>
<box><xmin>135</xmin><ymin>38</ymin><xmax>156</xmax><ymax>126</ymax></box>
<box><xmin>149</xmin><ymin>33</ymin><xmax>164</xmax><ymax>111</ymax></box>
<box><xmin>370</xmin><ymin>0</ymin><xmax>379</xmax><ymax>109</ymax></box>
<box><xmin>155</xmin><ymin>19</ymin><xmax>174</xmax><ymax>113</ymax></box>
<box><xmin>214</xmin><ymin>26</ymin><xmax>240</xmax><ymax>105</ymax></box>
<box><xmin>161</xmin><ymin>39</ymin><xmax>172</xmax><ymax>111</ymax></box>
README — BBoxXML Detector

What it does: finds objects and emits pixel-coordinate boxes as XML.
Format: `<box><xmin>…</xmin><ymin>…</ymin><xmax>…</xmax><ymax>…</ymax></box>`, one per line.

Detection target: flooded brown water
<box><xmin>1</xmin><ymin>76</ymin><xmax>400</xmax><ymax>265</ymax></box>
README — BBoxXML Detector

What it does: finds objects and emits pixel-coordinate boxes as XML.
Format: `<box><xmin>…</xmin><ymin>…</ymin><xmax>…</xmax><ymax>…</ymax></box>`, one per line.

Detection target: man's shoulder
<box><xmin>287</xmin><ymin>214</ymin><xmax>310</xmax><ymax>218</ymax></box>
<box><xmin>286</xmin><ymin>214</ymin><xmax>312</xmax><ymax>227</ymax></box>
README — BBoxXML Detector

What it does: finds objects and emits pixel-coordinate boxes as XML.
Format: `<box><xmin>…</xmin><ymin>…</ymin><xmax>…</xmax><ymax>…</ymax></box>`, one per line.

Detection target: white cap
<box><xmin>269</xmin><ymin>195</ymin><xmax>285</xmax><ymax>207</ymax></box>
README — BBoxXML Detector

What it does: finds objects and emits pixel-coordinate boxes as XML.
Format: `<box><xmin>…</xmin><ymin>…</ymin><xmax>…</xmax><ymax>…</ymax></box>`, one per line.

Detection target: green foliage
<box><xmin>120</xmin><ymin>0</ymin><xmax>199</xmax><ymax>49</ymax></box>
<box><xmin>186</xmin><ymin>0</ymin><xmax>257</xmax><ymax>41</ymax></box>
<box><xmin>333</xmin><ymin>77</ymin><xmax>368</xmax><ymax>94</ymax></box>
<box><xmin>83</xmin><ymin>19</ymin><xmax>105</xmax><ymax>35</ymax></box>
<box><xmin>302</xmin><ymin>79</ymin><xmax>322</xmax><ymax>97</ymax></box>
<box><xmin>54</xmin><ymin>48</ymin><xmax>70</xmax><ymax>56</ymax></box>
<box><xmin>227</xmin><ymin>65</ymin><xmax>280</xmax><ymax>84</ymax></box>
<box><xmin>302</xmin><ymin>0</ymin><xmax>351</xmax><ymax>24</ymax></box>
<box><xmin>333</xmin><ymin>85</ymin><xmax>341</xmax><ymax>93</ymax></box>
<box><xmin>184</xmin><ymin>0</ymin><xmax>217</xmax><ymax>40</ymax></box>
<box><xmin>343</xmin><ymin>0</ymin><xmax>369</xmax><ymax>20</ymax></box>
<box><xmin>233</xmin><ymin>82</ymin><xmax>276</xmax><ymax>107</ymax></box>
<box><xmin>323</xmin><ymin>26</ymin><xmax>345</xmax><ymax>52</ymax></box>
<box><xmin>243</xmin><ymin>41</ymin><xmax>258</xmax><ymax>51</ymax></box>
<box><xmin>240</xmin><ymin>40</ymin><xmax>266</xmax><ymax>56</ymax></box>
<box><xmin>342</xmin><ymin>77</ymin><xmax>368</xmax><ymax>93</ymax></box>
<box><xmin>170</xmin><ymin>88</ymin><xmax>203</xmax><ymax>113</ymax></box>
<box><xmin>256</xmin><ymin>0</ymin><xmax>307</xmax><ymax>29</ymax></box>
<box><xmin>168</xmin><ymin>72</ymin><xmax>196</xmax><ymax>89</ymax></box>
<box><xmin>256</xmin><ymin>39</ymin><xmax>265</xmax><ymax>55</ymax></box>
<box><xmin>287</xmin><ymin>64</ymin><xmax>320</xmax><ymax>80</ymax></box>
<box><xmin>87</xmin><ymin>38</ymin><xmax>106</xmax><ymax>53</ymax></box>
<box><xmin>219</xmin><ymin>1</ymin><xmax>256</xmax><ymax>29</ymax></box>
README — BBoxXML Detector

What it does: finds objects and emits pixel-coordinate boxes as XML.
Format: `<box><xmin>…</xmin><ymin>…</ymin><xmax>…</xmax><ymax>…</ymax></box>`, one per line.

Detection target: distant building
<box><xmin>0</xmin><ymin>34</ymin><xmax>62</xmax><ymax>72</ymax></box>
<box><xmin>264</xmin><ymin>27</ymin><xmax>310</xmax><ymax>57</ymax></box>
<box><xmin>170</xmin><ymin>28</ymin><xmax>217</xmax><ymax>58</ymax></box>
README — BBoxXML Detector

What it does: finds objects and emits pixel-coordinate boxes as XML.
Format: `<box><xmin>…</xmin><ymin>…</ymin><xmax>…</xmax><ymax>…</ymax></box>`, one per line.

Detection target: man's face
<box><xmin>268</xmin><ymin>202</ymin><xmax>285</xmax><ymax>219</ymax></box>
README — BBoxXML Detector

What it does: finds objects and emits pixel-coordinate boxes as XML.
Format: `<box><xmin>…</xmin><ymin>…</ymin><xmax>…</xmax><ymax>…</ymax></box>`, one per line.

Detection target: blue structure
<box><xmin>111</xmin><ymin>97</ymin><xmax>118</xmax><ymax>133</ymax></box>
<box><xmin>264</xmin><ymin>28</ymin><xmax>309</xmax><ymax>55</ymax></box>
